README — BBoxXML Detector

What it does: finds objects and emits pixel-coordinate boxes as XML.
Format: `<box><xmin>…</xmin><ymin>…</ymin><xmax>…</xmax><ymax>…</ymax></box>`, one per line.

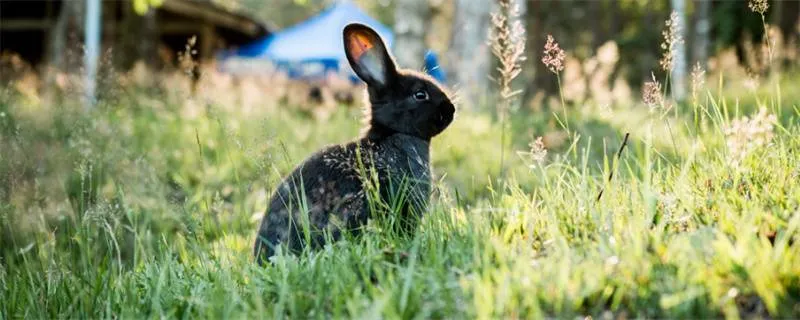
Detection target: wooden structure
<box><xmin>0</xmin><ymin>0</ymin><xmax>271</xmax><ymax>68</ymax></box>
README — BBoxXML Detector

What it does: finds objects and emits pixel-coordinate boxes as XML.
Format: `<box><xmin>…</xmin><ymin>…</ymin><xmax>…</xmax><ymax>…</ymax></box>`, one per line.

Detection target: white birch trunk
<box><xmin>449</xmin><ymin>0</ymin><xmax>492</xmax><ymax>109</ymax></box>
<box><xmin>692</xmin><ymin>0</ymin><xmax>710</xmax><ymax>68</ymax></box>
<box><xmin>393</xmin><ymin>0</ymin><xmax>429</xmax><ymax>70</ymax></box>
<box><xmin>48</xmin><ymin>0</ymin><xmax>84</xmax><ymax>70</ymax></box>
<box><xmin>670</xmin><ymin>0</ymin><xmax>687</xmax><ymax>102</ymax></box>
<box><xmin>84</xmin><ymin>0</ymin><xmax>101</xmax><ymax>110</ymax></box>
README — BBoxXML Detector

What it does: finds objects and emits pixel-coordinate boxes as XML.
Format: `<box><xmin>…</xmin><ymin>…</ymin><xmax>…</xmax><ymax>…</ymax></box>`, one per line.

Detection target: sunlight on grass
<box><xmin>2</xmin><ymin>68</ymin><xmax>799</xmax><ymax>318</ymax></box>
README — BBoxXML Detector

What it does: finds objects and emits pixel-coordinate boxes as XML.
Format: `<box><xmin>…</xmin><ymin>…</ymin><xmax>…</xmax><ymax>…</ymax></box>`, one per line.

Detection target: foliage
<box><xmin>132</xmin><ymin>0</ymin><xmax>163</xmax><ymax>15</ymax></box>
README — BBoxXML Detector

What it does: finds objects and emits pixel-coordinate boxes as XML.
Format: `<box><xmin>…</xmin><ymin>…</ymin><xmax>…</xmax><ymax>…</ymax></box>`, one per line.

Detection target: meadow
<box><xmin>2</xmin><ymin>41</ymin><xmax>800</xmax><ymax>319</ymax></box>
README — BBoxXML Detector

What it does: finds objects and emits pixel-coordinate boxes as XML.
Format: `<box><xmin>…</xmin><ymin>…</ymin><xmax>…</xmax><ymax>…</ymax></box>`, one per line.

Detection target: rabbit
<box><xmin>253</xmin><ymin>23</ymin><xmax>455</xmax><ymax>264</ymax></box>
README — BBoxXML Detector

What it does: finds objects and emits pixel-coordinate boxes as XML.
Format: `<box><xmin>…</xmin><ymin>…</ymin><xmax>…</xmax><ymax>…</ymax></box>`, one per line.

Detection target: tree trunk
<box><xmin>529</xmin><ymin>1</ymin><xmax>560</xmax><ymax>102</ymax></box>
<box><xmin>692</xmin><ymin>0</ymin><xmax>710</xmax><ymax>68</ymax></box>
<box><xmin>139</xmin><ymin>8</ymin><xmax>158</xmax><ymax>68</ymax></box>
<box><xmin>84</xmin><ymin>0</ymin><xmax>102</xmax><ymax>110</ymax></box>
<box><xmin>590</xmin><ymin>0</ymin><xmax>603</xmax><ymax>48</ymax></box>
<box><xmin>609</xmin><ymin>0</ymin><xmax>621</xmax><ymax>37</ymax></box>
<box><xmin>776</xmin><ymin>0</ymin><xmax>799</xmax><ymax>68</ymax></box>
<box><xmin>521</xmin><ymin>0</ymin><xmax>540</xmax><ymax>108</ymax></box>
<box><xmin>448</xmin><ymin>0</ymin><xmax>492</xmax><ymax>109</ymax></box>
<box><xmin>393</xmin><ymin>0</ymin><xmax>429</xmax><ymax>70</ymax></box>
<box><xmin>48</xmin><ymin>0</ymin><xmax>84</xmax><ymax>71</ymax></box>
<box><xmin>44</xmin><ymin>0</ymin><xmax>84</xmax><ymax>101</ymax></box>
<box><xmin>670</xmin><ymin>0</ymin><xmax>687</xmax><ymax>102</ymax></box>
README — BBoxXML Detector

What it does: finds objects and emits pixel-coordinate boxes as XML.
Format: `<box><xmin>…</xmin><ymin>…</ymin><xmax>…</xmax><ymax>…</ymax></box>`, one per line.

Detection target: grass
<box><xmin>1</xmin><ymin>67</ymin><xmax>800</xmax><ymax>319</ymax></box>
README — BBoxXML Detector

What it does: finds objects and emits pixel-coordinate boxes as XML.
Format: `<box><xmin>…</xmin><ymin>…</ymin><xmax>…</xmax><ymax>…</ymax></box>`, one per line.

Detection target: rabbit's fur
<box><xmin>254</xmin><ymin>23</ymin><xmax>455</xmax><ymax>263</ymax></box>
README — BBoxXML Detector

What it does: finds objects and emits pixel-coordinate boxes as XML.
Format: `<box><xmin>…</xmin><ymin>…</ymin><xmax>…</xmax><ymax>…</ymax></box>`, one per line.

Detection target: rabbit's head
<box><xmin>343</xmin><ymin>23</ymin><xmax>455</xmax><ymax>140</ymax></box>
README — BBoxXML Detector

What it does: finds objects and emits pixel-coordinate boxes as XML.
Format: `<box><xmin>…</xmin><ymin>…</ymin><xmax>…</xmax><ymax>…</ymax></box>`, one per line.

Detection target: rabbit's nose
<box><xmin>441</xmin><ymin>101</ymin><xmax>455</xmax><ymax>116</ymax></box>
<box><xmin>436</xmin><ymin>102</ymin><xmax>455</xmax><ymax>126</ymax></box>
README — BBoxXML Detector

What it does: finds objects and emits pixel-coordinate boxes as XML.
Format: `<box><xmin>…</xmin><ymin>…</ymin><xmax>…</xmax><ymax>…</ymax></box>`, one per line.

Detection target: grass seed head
<box><xmin>489</xmin><ymin>0</ymin><xmax>526</xmax><ymax>100</ymax></box>
<box><xmin>542</xmin><ymin>35</ymin><xmax>565</xmax><ymax>74</ymax></box>
<box><xmin>642</xmin><ymin>74</ymin><xmax>663</xmax><ymax>110</ymax></box>
<box><xmin>690</xmin><ymin>62</ymin><xmax>706</xmax><ymax>98</ymax></box>
<box><xmin>660</xmin><ymin>11</ymin><xmax>683</xmax><ymax>72</ymax></box>
<box><xmin>749</xmin><ymin>0</ymin><xmax>769</xmax><ymax>15</ymax></box>
<box><xmin>527</xmin><ymin>136</ymin><xmax>547</xmax><ymax>167</ymax></box>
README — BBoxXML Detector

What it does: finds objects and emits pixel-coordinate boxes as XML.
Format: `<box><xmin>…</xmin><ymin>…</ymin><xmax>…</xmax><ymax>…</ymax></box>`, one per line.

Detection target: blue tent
<box><xmin>224</xmin><ymin>1</ymin><xmax>394</xmax><ymax>81</ymax></box>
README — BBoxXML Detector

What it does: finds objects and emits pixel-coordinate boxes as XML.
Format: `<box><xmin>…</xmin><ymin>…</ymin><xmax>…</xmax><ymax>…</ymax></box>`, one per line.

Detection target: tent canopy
<box><xmin>232</xmin><ymin>1</ymin><xmax>393</xmax><ymax>65</ymax></box>
<box><xmin>221</xmin><ymin>1</ymin><xmax>446</xmax><ymax>83</ymax></box>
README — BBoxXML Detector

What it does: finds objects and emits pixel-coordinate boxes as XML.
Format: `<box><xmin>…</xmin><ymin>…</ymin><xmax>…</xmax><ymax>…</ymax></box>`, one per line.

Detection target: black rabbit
<box><xmin>253</xmin><ymin>23</ymin><xmax>455</xmax><ymax>264</ymax></box>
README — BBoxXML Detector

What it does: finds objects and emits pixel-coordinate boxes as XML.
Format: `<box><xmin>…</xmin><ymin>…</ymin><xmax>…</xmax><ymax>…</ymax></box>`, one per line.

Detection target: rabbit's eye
<box><xmin>413</xmin><ymin>90</ymin><xmax>429</xmax><ymax>101</ymax></box>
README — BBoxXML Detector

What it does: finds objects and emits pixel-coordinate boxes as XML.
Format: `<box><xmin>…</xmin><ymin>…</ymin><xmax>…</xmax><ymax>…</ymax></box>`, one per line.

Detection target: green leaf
<box><xmin>133</xmin><ymin>0</ymin><xmax>162</xmax><ymax>16</ymax></box>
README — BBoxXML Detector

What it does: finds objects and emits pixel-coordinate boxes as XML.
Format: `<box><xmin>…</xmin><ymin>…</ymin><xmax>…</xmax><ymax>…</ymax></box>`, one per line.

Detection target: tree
<box><xmin>692</xmin><ymin>0</ymin><xmax>711</xmax><ymax>68</ymax></box>
<box><xmin>48</xmin><ymin>0</ymin><xmax>84</xmax><ymax>72</ymax></box>
<box><xmin>393</xmin><ymin>0</ymin><xmax>430</xmax><ymax>70</ymax></box>
<box><xmin>449</xmin><ymin>0</ymin><xmax>492</xmax><ymax>109</ymax></box>
<box><xmin>670</xmin><ymin>0</ymin><xmax>687</xmax><ymax>102</ymax></box>
<box><xmin>132</xmin><ymin>0</ymin><xmax>163</xmax><ymax>15</ymax></box>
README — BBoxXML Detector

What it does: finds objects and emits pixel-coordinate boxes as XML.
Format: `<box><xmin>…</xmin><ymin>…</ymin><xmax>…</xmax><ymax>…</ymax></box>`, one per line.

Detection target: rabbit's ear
<box><xmin>343</xmin><ymin>23</ymin><xmax>397</xmax><ymax>88</ymax></box>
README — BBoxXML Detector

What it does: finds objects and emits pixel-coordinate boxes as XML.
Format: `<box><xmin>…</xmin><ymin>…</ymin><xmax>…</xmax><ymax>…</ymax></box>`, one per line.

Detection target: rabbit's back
<box><xmin>253</xmin><ymin>134</ymin><xmax>432</xmax><ymax>263</ymax></box>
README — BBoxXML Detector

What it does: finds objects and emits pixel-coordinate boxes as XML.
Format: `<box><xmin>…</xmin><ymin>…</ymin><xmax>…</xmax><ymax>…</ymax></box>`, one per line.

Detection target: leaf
<box><xmin>132</xmin><ymin>0</ymin><xmax>163</xmax><ymax>16</ymax></box>
<box><xmin>133</xmin><ymin>0</ymin><xmax>148</xmax><ymax>15</ymax></box>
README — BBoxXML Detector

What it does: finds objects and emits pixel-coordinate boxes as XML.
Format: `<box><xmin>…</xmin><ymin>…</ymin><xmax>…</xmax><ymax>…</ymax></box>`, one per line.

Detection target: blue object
<box><xmin>220</xmin><ymin>1</ymin><xmax>447</xmax><ymax>84</ymax></box>
<box><xmin>424</xmin><ymin>50</ymin><xmax>446</xmax><ymax>84</ymax></box>
<box><xmin>223</xmin><ymin>1</ymin><xmax>394</xmax><ymax>81</ymax></box>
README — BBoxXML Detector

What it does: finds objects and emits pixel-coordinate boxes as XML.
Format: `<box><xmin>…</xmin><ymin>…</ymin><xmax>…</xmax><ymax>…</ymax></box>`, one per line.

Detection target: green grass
<box><xmin>1</xmin><ymin>72</ymin><xmax>800</xmax><ymax>319</ymax></box>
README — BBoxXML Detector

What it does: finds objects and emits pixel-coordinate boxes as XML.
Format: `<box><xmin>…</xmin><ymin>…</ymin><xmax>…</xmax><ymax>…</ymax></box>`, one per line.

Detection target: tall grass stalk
<box><xmin>489</xmin><ymin>0</ymin><xmax>526</xmax><ymax>178</ymax></box>
<box><xmin>556</xmin><ymin>74</ymin><xmax>569</xmax><ymax>132</ymax></box>
<box><xmin>749</xmin><ymin>0</ymin><xmax>772</xmax><ymax>64</ymax></box>
<box><xmin>659</xmin><ymin>11</ymin><xmax>682</xmax><ymax>156</ymax></box>
<box><xmin>542</xmin><ymin>35</ymin><xmax>567</xmax><ymax>132</ymax></box>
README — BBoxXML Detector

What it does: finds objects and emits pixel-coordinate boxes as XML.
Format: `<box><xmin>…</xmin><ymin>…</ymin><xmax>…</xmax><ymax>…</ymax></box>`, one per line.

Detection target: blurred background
<box><xmin>1</xmin><ymin>0</ymin><xmax>798</xmax><ymax>109</ymax></box>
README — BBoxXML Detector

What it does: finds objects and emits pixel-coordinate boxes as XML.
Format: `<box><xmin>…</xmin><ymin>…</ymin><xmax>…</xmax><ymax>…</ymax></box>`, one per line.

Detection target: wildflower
<box><xmin>660</xmin><ymin>11</ymin><xmax>683</xmax><ymax>72</ymax></box>
<box><xmin>642</xmin><ymin>73</ymin><xmax>663</xmax><ymax>110</ymax></box>
<box><xmin>527</xmin><ymin>136</ymin><xmax>547</xmax><ymax>168</ymax></box>
<box><xmin>541</xmin><ymin>35</ymin><xmax>565</xmax><ymax>74</ymax></box>
<box><xmin>723</xmin><ymin>107</ymin><xmax>777</xmax><ymax>167</ymax></box>
<box><xmin>489</xmin><ymin>0</ymin><xmax>526</xmax><ymax>174</ymax></box>
<box><xmin>748</xmin><ymin>0</ymin><xmax>769</xmax><ymax>15</ymax></box>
